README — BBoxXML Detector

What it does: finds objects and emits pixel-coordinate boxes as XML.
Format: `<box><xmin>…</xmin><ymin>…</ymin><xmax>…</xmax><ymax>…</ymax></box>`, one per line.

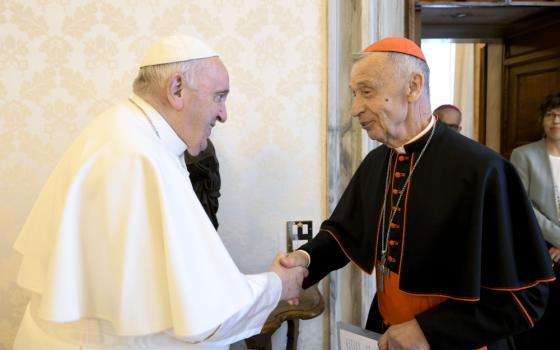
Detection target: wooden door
<box><xmin>502</xmin><ymin>17</ymin><xmax>560</xmax><ymax>157</ymax></box>
<box><xmin>475</xmin><ymin>43</ymin><xmax>488</xmax><ymax>144</ymax></box>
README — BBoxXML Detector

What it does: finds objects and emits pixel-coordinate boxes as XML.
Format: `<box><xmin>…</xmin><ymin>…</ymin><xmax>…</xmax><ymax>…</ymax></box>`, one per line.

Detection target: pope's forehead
<box><xmin>200</xmin><ymin>56</ymin><xmax>225</xmax><ymax>68</ymax></box>
<box><xmin>199</xmin><ymin>57</ymin><xmax>228</xmax><ymax>76</ymax></box>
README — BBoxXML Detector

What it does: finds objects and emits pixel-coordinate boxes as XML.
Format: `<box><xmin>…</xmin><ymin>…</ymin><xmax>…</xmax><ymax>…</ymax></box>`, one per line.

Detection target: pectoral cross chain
<box><xmin>377</xmin><ymin>253</ymin><xmax>390</xmax><ymax>291</ymax></box>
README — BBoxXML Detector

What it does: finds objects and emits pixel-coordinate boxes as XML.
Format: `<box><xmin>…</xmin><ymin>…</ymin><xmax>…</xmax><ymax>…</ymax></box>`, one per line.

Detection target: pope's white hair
<box><xmin>132</xmin><ymin>59</ymin><xmax>203</xmax><ymax>97</ymax></box>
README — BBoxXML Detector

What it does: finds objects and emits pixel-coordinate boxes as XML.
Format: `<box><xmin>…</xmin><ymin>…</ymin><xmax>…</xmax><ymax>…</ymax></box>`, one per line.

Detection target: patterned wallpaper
<box><xmin>0</xmin><ymin>1</ymin><xmax>326</xmax><ymax>349</ymax></box>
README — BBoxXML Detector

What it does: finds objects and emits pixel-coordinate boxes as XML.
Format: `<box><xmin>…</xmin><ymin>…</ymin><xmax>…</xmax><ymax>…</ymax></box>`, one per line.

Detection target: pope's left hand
<box><xmin>378</xmin><ymin>319</ymin><xmax>430</xmax><ymax>350</ymax></box>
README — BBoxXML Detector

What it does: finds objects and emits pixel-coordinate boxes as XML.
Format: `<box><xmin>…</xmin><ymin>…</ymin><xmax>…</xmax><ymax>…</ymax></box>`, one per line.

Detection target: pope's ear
<box><xmin>167</xmin><ymin>73</ymin><xmax>184</xmax><ymax>110</ymax></box>
<box><xmin>406</xmin><ymin>72</ymin><xmax>424</xmax><ymax>102</ymax></box>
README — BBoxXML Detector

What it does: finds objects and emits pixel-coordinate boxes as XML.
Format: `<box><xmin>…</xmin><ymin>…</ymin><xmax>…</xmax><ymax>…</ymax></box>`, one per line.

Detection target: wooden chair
<box><xmin>244</xmin><ymin>285</ymin><xmax>324</xmax><ymax>350</ymax></box>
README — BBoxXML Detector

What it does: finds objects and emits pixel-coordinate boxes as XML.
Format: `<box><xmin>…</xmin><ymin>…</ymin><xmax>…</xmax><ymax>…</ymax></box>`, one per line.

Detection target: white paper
<box><xmin>338</xmin><ymin>322</ymin><xmax>380</xmax><ymax>350</ymax></box>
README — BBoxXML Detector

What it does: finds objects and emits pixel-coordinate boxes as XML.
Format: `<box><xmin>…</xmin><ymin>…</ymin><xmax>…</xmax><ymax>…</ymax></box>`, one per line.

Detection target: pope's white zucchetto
<box><xmin>139</xmin><ymin>35</ymin><xmax>218</xmax><ymax>68</ymax></box>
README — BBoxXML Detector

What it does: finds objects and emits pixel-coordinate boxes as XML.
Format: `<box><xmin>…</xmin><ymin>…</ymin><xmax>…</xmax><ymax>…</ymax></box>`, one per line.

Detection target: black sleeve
<box><xmin>184</xmin><ymin>139</ymin><xmax>221</xmax><ymax>229</ymax></box>
<box><xmin>299</xmin><ymin>231</ymin><xmax>350</xmax><ymax>288</ymax></box>
<box><xmin>416</xmin><ymin>283</ymin><xmax>549</xmax><ymax>350</ymax></box>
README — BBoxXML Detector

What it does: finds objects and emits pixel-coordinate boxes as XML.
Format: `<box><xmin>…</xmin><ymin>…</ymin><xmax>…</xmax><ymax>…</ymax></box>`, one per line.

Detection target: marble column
<box><xmin>326</xmin><ymin>0</ymin><xmax>404</xmax><ymax>348</ymax></box>
<box><xmin>326</xmin><ymin>1</ymin><xmax>364</xmax><ymax>348</ymax></box>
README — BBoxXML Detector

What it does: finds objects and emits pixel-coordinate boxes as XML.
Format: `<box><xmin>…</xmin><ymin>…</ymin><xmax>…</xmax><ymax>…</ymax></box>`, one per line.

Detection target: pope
<box><xmin>12</xmin><ymin>35</ymin><xmax>307</xmax><ymax>350</ymax></box>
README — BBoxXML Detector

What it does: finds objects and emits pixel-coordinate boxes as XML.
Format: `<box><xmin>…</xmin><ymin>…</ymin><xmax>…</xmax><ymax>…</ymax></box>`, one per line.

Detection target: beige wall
<box><xmin>0</xmin><ymin>1</ymin><xmax>327</xmax><ymax>349</ymax></box>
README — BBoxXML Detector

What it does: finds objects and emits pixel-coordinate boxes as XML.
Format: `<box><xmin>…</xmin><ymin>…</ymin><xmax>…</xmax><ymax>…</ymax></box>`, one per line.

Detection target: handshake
<box><xmin>269</xmin><ymin>251</ymin><xmax>311</xmax><ymax>303</ymax></box>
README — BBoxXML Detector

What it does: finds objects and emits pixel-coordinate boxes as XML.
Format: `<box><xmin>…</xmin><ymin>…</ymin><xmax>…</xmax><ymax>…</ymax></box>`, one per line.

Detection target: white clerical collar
<box><xmin>392</xmin><ymin>115</ymin><xmax>436</xmax><ymax>154</ymax></box>
<box><xmin>130</xmin><ymin>95</ymin><xmax>187</xmax><ymax>157</ymax></box>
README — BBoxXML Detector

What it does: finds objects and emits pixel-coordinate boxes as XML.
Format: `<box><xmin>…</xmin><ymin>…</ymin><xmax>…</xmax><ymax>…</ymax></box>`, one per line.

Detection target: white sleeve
<box><xmin>167</xmin><ymin>272</ymin><xmax>282</xmax><ymax>346</ymax></box>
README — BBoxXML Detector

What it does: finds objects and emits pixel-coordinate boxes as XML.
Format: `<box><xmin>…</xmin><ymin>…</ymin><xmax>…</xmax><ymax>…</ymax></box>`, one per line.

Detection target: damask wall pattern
<box><xmin>0</xmin><ymin>1</ymin><xmax>327</xmax><ymax>349</ymax></box>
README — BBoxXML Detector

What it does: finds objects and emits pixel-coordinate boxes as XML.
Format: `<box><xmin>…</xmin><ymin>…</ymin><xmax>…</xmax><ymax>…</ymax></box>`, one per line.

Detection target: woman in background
<box><xmin>511</xmin><ymin>92</ymin><xmax>560</xmax><ymax>349</ymax></box>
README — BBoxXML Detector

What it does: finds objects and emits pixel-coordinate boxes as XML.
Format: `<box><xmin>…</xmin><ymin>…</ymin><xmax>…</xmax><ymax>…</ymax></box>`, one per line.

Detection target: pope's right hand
<box><xmin>269</xmin><ymin>252</ymin><xmax>308</xmax><ymax>301</ymax></box>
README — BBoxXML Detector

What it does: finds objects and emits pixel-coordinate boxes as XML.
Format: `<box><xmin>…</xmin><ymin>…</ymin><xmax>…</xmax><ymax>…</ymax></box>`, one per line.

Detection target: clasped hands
<box><xmin>269</xmin><ymin>251</ymin><xmax>310</xmax><ymax>303</ymax></box>
<box><xmin>271</xmin><ymin>252</ymin><xmax>431</xmax><ymax>350</ymax></box>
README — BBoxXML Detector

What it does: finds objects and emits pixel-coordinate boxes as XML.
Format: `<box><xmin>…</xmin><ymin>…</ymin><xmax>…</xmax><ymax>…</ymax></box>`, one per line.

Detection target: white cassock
<box><xmin>12</xmin><ymin>95</ymin><xmax>281</xmax><ymax>350</ymax></box>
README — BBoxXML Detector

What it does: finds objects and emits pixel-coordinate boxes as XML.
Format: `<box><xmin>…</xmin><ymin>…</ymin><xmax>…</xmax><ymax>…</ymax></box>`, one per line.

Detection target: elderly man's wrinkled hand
<box><xmin>378</xmin><ymin>319</ymin><xmax>430</xmax><ymax>350</ymax></box>
<box><xmin>269</xmin><ymin>252</ymin><xmax>308</xmax><ymax>303</ymax></box>
<box><xmin>279</xmin><ymin>251</ymin><xmax>311</xmax><ymax>305</ymax></box>
<box><xmin>549</xmin><ymin>246</ymin><xmax>560</xmax><ymax>265</ymax></box>
<box><xmin>279</xmin><ymin>250</ymin><xmax>310</xmax><ymax>269</ymax></box>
